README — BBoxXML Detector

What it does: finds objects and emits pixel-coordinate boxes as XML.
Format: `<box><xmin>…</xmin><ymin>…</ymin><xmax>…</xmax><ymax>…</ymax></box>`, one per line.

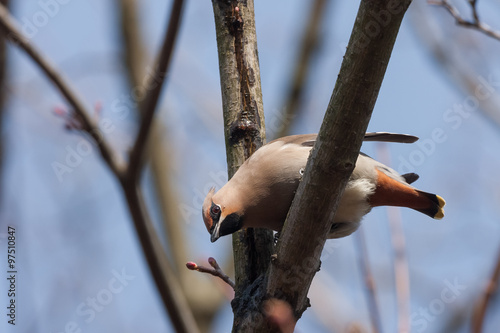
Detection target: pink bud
<box><xmin>186</xmin><ymin>262</ymin><xmax>197</xmax><ymax>270</ymax></box>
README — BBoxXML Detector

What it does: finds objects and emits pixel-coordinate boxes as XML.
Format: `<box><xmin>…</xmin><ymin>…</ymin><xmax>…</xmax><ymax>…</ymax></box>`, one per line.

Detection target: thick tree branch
<box><xmin>264</xmin><ymin>0</ymin><xmax>413</xmax><ymax>322</ymax></box>
<box><xmin>127</xmin><ymin>0</ymin><xmax>185</xmax><ymax>184</ymax></box>
<box><xmin>211</xmin><ymin>1</ymin><xmax>275</xmax><ymax>326</ymax></box>
<box><xmin>0</xmin><ymin>3</ymin><xmax>123</xmax><ymax>177</ymax></box>
<box><xmin>429</xmin><ymin>0</ymin><xmax>500</xmax><ymax>41</ymax></box>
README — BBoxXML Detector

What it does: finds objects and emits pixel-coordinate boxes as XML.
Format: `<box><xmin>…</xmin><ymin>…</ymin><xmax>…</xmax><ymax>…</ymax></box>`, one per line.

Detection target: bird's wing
<box><xmin>270</xmin><ymin>132</ymin><xmax>418</xmax><ymax>147</ymax></box>
<box><xmin>363</xmin><ymin>132</ymin><xmax>418</xmax><ymax>143</ymax></box>
<box><xmin>268</xmin><ymin>134</ymin><xmax>317</xmax><ymax>147</ymax></box>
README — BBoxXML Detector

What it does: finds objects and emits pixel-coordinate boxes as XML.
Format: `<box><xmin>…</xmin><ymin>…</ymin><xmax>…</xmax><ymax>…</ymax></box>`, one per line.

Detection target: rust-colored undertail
<box><xmin>369</xmin><ymin>169</ymin><xmax>445</xmax><ymax>219</ymax></box>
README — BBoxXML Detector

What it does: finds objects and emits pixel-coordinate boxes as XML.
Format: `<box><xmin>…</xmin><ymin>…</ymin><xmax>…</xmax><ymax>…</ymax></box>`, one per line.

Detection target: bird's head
<box><xmin>202</xmin><ymin>187</ymin><xmax>244</xmax><ymax>243</ymax></box>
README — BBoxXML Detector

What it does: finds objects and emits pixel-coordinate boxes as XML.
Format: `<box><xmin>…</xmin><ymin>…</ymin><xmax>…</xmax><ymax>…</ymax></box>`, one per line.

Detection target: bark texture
<box><xmin>230</xmin><ymin>0</ymin><xmax>412</xmax><ymax>331</ymax></box>
<box><xmin>211</xmin><ymin>0</ymin><xmax>274</xmax><ymax>330</ymax></box>
<box><xmin>266</xmin><ymin>0</ymin><xmax>413</xmax><ymax>319</ymax></box>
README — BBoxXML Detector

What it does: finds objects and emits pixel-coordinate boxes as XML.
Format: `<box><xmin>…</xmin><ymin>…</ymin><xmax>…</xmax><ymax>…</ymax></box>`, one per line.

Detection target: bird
<box><xmin>202</xmin><ymin>132</ymin><xmax>445</xmax><ymax>243</ymax></box>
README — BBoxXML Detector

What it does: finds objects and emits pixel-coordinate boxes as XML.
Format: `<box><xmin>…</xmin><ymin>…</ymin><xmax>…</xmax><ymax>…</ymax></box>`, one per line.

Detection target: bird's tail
<box><xmin>369</xmin><ymin>169</ymin><xmax>446</xmax><ymax>219</ymax></box>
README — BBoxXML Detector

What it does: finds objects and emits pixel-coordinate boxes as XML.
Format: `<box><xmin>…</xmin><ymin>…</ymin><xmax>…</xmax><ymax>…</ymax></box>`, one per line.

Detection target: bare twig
<box><xmin>186</xmin><ymin>257</ymin><xmax>235</xmax><ymax>289</ymax></box>
<box><xmin>429</xmin><ymin>0</ymin><xmax>500</xmax><ymax>41</ymax></box>
<box><xmin>0</xmin><ymin>3</ymin><xmax>123</xmax><ymax>176</ymax></box>
<box><xmin>376</xmin><ymin>143</ymin><xmax>411</xmax><ymax>333</ymax></box>
<box><xmin>472</xmin><ymin>245</ymin><xmax>500</xmax><ymax>333</ymax></box>
<box><xmin>127</xmin><ymin>0</ymin><xmax>185</xmax><ymax>183</ymax></box>
<box><xmin>354</xmin><ymin>228</ymin><xmax>383</xmax><ymax>333</ymax></box>
<box><xmin>274</xmin><ymin>0</ymin><xmax>329</xmax><ymax>139</ymax></box>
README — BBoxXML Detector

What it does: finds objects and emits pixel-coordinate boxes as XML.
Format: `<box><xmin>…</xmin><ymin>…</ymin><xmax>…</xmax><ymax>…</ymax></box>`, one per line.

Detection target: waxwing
<box><xmin>202</xmin><ymin>133</ymin><xmax>445</xmax><ymax>242</ymax></box>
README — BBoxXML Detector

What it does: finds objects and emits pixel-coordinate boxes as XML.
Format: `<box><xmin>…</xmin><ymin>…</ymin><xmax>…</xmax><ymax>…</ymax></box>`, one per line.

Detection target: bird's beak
<box><xmin>210</xmin><ymin>222</ymin><xmax>221</xmax><ymax>243</ymax></box>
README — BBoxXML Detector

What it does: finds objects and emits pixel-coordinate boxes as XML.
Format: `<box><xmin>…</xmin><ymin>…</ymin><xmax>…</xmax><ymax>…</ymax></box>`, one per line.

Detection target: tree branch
<box><xmin>264</xmin><ymin>0</ymin><xmax>412</xmax><ymax>322</ymax></box>
<box><xmin>429</xmin><ymin>0</ymin><xmax>500</xmax><ymax>41</ymax></box>
<box><xmin>211</xmin><ymin>1</ymin><xmax>275</xmax><ymax>327</ymax></box>
<box><xmin>127</xmin><ymin>0</ymin><xmax>185</xmax><ymax>184</ymax></box>
<box><xmin>0</xmin><ymin>3</ymin><xmax>124</xmax><ymax>177</ymax></box>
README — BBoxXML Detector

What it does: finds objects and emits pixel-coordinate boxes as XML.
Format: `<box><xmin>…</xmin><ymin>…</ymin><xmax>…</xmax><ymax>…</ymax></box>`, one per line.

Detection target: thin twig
<box><xmin>274</xmin><ymin>0</ymin><xmax>329</xmax><ymax>139</ymax></box>
<box><xmin>354</xmin><ymin>227</ymin><xmax>383</xmax><ymax>333</ymax></box>
<box><xmin>376</xmin><ymin>143</ymin><xmax>411</xmax><ymax>333</ymax></box>
<box><xmin>0</xmin><ymin>4</ymin><xmax>124</xmax><ymax>177</ymax></box>
<box><xmin>127</xmin><ymin>0</ymin><xmax>185</xmax><ymax>184</ymax></box>
<box><xmin>429</xmin><ymin>0</ymin><xmax>500</xmax><ymax>41</ymax></box>
<box><xmin>186</xmin><ymin>257</ymin><xmax>235</xmax><ymax>289</ymax></box>
<box><xmin>472</xmin><ymin>245</ymin><xmax>500</xmax><ymax>333</ymax></box>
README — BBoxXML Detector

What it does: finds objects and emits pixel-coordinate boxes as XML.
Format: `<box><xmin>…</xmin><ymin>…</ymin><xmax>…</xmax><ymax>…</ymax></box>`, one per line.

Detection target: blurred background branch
<box><xmin>413</xmin><ymin>0</ymin><xmax>500</xmax><ymax>129</ymax></box>
<box><xmin>116</xmin><ymin>0</ymin><xmax>224</xmax><ymax>331</ymax></box>
<box><xmin>354</xmin><ymin>228</ymin><xmax>382</xmax><ymax>333</ymax></box>
<box><xmin>0</xmin><ymin>2</ymin><xmax>200</xmax><ymax>332</ymax></box>
<box><xmin>376</xmin><ymin>143</ymin><xmax>411</xmax><ymax>333</ymax></box>
<box><xmin>274</xmin><ymin>0</ymin><xmax>330</xmax><ymax>139</ymax></box>
<box><xmin>472</xmin><ymin>246</ymin><xmax>500</xmax><ymax>333</ymax></box>
<box><xmin>0</xmin><ymin>3</ymin><xmax>123</xmax><ymax>176</ymax></box>
<box><xmin>0</xmin><ymin>0</ymin><xmax>7</xmax><ymax>207</ymax></box>
<box><xmin>429</xmin><ymin>0</ymin><xmax>500</xmax><ymax>41</ymax></box>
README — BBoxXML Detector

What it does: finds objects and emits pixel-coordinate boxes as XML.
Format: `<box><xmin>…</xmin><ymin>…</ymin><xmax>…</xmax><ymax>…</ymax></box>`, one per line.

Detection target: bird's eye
<box><xmin>211</xmin><ymin>205</ymin><xmax>221</xmax><ymax>216</ymax></box>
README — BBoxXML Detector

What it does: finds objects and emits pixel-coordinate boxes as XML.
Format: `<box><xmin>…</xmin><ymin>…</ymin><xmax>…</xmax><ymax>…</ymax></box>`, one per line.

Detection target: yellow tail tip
<box><xmin>436</xmin><ymin>195</ymin><xmax>446</xmax><ymax>208</ymax></box>
<box><xmin>434</xmin><ymin>195</ymin><xmax>446</xmax><ymax>219</ymax></box>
